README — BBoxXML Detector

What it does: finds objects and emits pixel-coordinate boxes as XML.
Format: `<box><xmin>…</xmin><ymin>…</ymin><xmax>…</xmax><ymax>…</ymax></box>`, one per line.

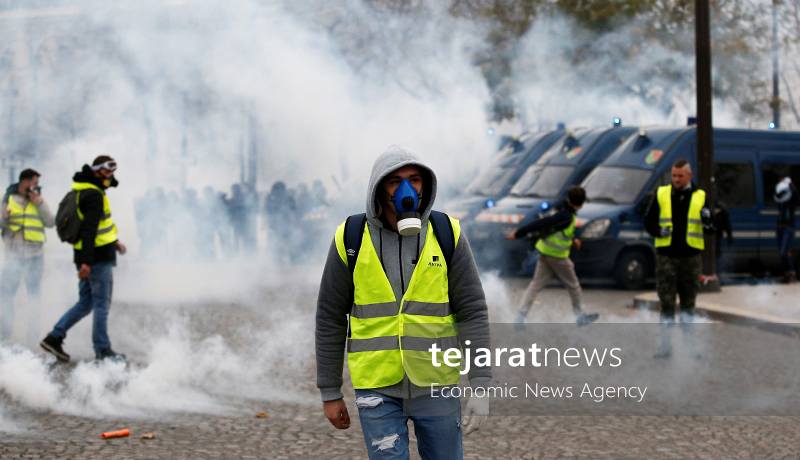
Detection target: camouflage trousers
<box><xmin>656</xmin><ymin>254</ymin><xmax>702</xmax><ymax>322</ymax></box>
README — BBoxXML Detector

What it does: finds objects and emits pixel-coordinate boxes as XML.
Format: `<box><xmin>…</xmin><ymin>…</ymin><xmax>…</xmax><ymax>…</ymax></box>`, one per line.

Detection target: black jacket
<box><xmin>777</xmin><ymin>184</ymin><xmax>797</xmax><ymax>227</ymax></box>
<box><xmin>73</xmin><ymin>165</ymin><xmax>119</xmax><ymax>265</ymax></box>
<box><xmin>514</xmin><ymin>202</ymin><xmax>575</xmax><ymax>239</ymax></box>
<box><xmin>644</xmin><ymin>183</ymin><xmax>713</xmax><ymax>258</ymax></box>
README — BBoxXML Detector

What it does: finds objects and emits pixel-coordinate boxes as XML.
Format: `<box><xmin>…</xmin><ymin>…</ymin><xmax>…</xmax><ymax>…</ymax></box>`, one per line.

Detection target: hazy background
<box><xmin>0</xmin><ymin>0</ymin><xmax>793</xmax><ymax>423</ymax></box>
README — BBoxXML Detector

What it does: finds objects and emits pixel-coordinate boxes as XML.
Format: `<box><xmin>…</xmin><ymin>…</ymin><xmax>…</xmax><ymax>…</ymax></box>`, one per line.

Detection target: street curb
<box><xmin>633</xmin><ymin>292</ymin><xmax>800</xmax><ymax>337</ymax></box>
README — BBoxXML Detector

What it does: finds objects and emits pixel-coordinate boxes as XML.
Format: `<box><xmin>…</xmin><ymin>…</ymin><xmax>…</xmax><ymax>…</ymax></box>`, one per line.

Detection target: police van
<box><xmin>467</xmin><ymin>123</ymin><xmax>637</xmax><ymax>273</ymax></box>
<box><xmin>574</xmin><ymin>126</ymin><xmax>800</xmax><ymax>289</ymax></box>
<box><xmin>443</xmin><ymin>129</ymin><xmax>564</xmax><ymax>221</ymax></box>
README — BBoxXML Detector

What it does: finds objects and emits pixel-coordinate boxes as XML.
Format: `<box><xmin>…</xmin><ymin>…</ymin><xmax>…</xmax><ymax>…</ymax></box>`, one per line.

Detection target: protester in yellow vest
<box><xmin>316</xmin><ymin>145</ymin><xmax>491</xmax><ymax>459</ymax></box>
<box><xmin>40</xmin><ymin>156</ymin><xmax>127</xmax><ymax>363</ymax></box>
<box><xmin>507</xmin><ymin>186</ymin><xmax>600</xmax><ymax>326</ymax></box>
<box><xmin>0</xmin><ymin>169</ymin><xmax>55</xmax><ymax>342</ymax></box>
<box><xmin>644</xmin><ymin>159</ymin><xmax>714</xmax><ymax>359</ymax></box>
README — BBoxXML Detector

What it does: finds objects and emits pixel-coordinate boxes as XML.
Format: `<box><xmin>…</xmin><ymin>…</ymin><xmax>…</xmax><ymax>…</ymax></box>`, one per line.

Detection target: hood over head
<box><xmin>366</xmin><ymin>144</ymin><xmax>437</xmax><ymax>229</ymax></box>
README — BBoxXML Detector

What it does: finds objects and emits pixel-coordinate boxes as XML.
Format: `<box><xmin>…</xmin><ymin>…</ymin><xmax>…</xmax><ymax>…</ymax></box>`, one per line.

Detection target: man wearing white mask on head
<box><xmin>774</xmin><ymin>177</ymin><xmax>797</xmax><ymax>283</ymax></box>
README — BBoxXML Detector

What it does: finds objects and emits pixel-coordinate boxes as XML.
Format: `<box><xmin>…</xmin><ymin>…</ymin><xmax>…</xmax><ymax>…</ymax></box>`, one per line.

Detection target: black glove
<box><xmin>660</xmin><ymin>226</ymin><xmax>672</xmax><ymax>238</ymax></box>
<box><xmin>700</xmin><ymin>207</ymin><xmax>712</xmax><ymax>224</ymax></box>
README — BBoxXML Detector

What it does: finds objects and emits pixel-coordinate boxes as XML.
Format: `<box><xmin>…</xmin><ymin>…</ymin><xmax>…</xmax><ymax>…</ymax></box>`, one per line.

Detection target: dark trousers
<box><xmin>777</xmin><ymin>225</ymin><xmax>796</xmax><ymax>275</ymax></box>
<box><xmin>656</xmin><ymin>254</ymin><xmax>701</xmax><ymax>322</ymax></box>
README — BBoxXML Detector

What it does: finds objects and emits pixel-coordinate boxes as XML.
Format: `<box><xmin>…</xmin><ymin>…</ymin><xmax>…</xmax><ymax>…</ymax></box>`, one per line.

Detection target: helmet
<box><xmin>774</xmin><ymin>178</ymin><xmax>792</xmax><ymax>204</ymax></box>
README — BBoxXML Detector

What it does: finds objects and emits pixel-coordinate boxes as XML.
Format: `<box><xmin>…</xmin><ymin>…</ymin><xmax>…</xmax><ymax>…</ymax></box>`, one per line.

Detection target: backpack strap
<box><xmin>344</xmin><ymin>211</ymin><xmax>456</xmax><ymax>273</ymax></box>
<box><xmin>343</xmin><ymin>213</ymin><xmax>367</xmax><ymax>276</ymax></box>
<box><xmin>429</xmin><ymin>210</ymin><xmax>455</xmax><ymax>268</ymax></box>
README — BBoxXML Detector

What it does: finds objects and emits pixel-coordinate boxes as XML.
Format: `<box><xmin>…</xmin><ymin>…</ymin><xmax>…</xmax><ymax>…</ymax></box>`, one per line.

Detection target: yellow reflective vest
<box><xmin>654</xmin><ymin>185</ymin><xmax>705</xmax><ymax>250</ymax></box>
<box><xmin>5</xmin><ymin>195</ymin><xmax>46</xmax><ymax>242</ymax></box>
<box><xmin>72</xmin><ymin>183</ymin><xmax>117</xmax><ymax>250</ymax></box>
<box><xmin>334</xmin><ymin>217</ymin><xmax>462</xmax><ymax>389</ymax></box>
<box><xmin>535</xmin><ymin>214</ymin><xmax>575</xmax><ymax>258</ymax></box>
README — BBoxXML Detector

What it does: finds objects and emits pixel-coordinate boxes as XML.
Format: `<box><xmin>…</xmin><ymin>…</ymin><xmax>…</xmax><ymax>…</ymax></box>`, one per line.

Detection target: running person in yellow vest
<box><xmin>40</xmin><ymin>156</ymin><xmax>127</xmax><ymax>362</ymax></box>
<box><xmin>644</xmin><ymin>159</ymin><xmax>715</xmax><ymax>359</ymax></box>
<box><xmin>0</xmin><ymin>169</ymin><xmax>55</xmax><ymax>342</ymax></box>
<box><xmin>316</xmin><ymin>145</ymin><xmax>491</xmax><ymax>459</ymax></box>
<box><xmin>508</xmin><ymin>186</ymin><xmax>600</xmax><ymax>326</ymax></box>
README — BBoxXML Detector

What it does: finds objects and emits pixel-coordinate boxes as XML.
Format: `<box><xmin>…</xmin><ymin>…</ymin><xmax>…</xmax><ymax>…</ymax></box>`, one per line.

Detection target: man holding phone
<box><xmin>0</xmin><ymin>169</ymin><xmax>55</xmax><ymax>342</ymax></box>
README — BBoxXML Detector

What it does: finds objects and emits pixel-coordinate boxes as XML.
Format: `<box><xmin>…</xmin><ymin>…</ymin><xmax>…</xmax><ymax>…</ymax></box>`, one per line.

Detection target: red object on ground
<box><xmin>101</xmin><ymin>429</ymin><xmax>130</xmax><ymax>439</ymax></box>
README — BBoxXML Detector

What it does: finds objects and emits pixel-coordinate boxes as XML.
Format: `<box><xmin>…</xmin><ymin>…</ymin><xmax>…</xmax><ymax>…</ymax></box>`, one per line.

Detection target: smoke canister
<box><xmin>101</xmin><ymin>429</ymin><xmax>130</xmax><ymax>439</ymax></box>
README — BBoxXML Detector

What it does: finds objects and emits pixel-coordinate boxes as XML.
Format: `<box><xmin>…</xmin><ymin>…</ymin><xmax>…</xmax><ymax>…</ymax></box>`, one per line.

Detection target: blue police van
<box><xmin>443</xmin><ymin>129</ymin><xmax>564</xmax><ymax>221</ymax></box>
<box><xmin>575</xmin><ymin>126</ymin><xmax>800</xmax><ymax>289</ymax></box>
<box><xmin>467</xmin><ymin>123</ymin><xmax>637</xmax><ymax>273</ymax></box>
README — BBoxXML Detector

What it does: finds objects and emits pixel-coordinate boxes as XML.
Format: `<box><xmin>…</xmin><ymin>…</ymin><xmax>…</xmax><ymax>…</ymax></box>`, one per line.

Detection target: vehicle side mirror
<box><xmin>637</xmin><ymin>191</ymin><xmax>655</xmax><ymax>214</ymax></box>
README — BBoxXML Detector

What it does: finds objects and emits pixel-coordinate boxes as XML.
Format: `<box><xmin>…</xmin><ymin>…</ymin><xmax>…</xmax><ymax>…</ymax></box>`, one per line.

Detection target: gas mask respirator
<box><xmin>391</xmin><ymin>178</ymin><xmax>422</xmax><ymax>236</ymax></box>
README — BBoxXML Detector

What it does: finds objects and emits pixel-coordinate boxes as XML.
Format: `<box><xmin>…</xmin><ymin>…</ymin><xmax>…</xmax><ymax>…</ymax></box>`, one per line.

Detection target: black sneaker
<box><xmin>40</xmin><ymin>335</ymin><xmax>70</xmax><ymax>362</ymax></box>
<box><xmin>95</xmin><ymin>348</ymin><xmax>126</xmax><ymax>363</ymax></box>
<box><xmin>576</xmin><ymin>313</ymin><xmax>600</xmax><ymax>326</ymax></box>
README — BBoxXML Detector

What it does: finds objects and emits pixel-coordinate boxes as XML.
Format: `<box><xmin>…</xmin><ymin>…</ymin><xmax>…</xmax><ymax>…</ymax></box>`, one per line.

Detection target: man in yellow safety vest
<box><xmin>644</xmin><ymin>159</ymin><xmax>715</xmax><ymax>359</ymax></box>
<box><xmin>507</xmin><ymin>186</ymin><xmax>600</xmax><ymax>326</ymax></box>
<box><xmin>40</xmin><ymin>156</ymin><xmax>127</xmax><ymax>363</ymax></box>
<box><xmin>0</xmin><ymin>169</ymin><xmax>55</xmax><ymax>342</ymax></box>
<box><xmin>315</xmin><ymin>145</ymin><xmax>491</xmax><ymax>459</ymax></box>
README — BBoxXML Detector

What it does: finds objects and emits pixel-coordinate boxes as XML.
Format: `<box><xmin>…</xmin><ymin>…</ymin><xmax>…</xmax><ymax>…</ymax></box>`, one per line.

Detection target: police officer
<box><xmin>644</xmin><ymin>159</ymin><xmax>714</xmax><ymax>359</ymax></box>
<box><xmin>508</xmin><ymin>186</ymin><xmax>599</xmax><ymax>326</ymax></box>
<box><xmin>0</xmin><ymin>169</ymin><xmax>55</xmax><ymax>342</ymax></box>
<box><xmin>316</xmin><ymin>145</ymin><xmax>491</xmax><ymax>459</ymax></box>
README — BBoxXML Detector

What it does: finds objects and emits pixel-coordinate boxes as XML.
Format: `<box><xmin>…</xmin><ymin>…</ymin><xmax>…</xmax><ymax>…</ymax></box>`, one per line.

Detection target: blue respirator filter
<box><xmin>392</xmin><ymin>178</ymin><xmax>422</xmax><ymax>236</ymax></box>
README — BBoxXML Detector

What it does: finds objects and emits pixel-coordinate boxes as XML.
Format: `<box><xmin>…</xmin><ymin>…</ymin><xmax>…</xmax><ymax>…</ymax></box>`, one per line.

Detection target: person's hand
<box><xmin>463</xmin><ymin>394</ymin><xmax>489</xmax><ymax>435</ymax></box>
<box><xmin>323</xmin><ymin>399</ymin><xmax>351</xmax><ymax>429</ymax></box>
<box><xmin>700</xmin><ymin>207</ymin><xmax>712</xmax><ymax>221</ymax></box>
<box><xmin>573</xmin><ymin>238</ymin><xmax>581</xmax><ymax>250</ymax></box>
<box><xmin>27</xmin><ymin>188</ymin><xmax>43</xmax><ymax>205</ymax></box>
<box><xmin>2</xmin><ymin>206</ymin><xmax>9</xmax><ymax>220</ymax></box>
<box><xmin>115</xmin><ymin>241</ymin><xmax>127</xmax><ymax>255</ymax></box>
<box><xmin>78</xmin><ymin>264</ymin><xmax>91</xmax><ymax>280</ymax></box>
<box><xmin>659</xmin><ymin>226</ymin><xmax>672</xmax><ymax>238</ymax></box>
<box><xmin>506</xmin><ymin>232</ymin><xmax>517</xmax><ymax>240</ymax></box>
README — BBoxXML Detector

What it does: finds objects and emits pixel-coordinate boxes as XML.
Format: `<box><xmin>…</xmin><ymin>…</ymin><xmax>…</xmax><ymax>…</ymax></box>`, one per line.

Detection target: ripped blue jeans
<box><xmin>355</xmin><ymin>389</ymin><xmax>462</xmax><ymax>460</ymax></box>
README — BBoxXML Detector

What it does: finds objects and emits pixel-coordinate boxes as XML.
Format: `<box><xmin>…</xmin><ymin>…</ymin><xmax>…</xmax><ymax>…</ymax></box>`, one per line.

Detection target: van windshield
<box><xmin>510</xmin><ymin>165</ymin><xmax>575</xmax><ymax>198</ymax></box>
<box><xmin>465</xmin><ymin>166</ymin><xmax>517</xmax><ymax>196</ymax></box>
<box><xmin>583</xmin><ymin>167</ymin><xmax>653</xmax><ymax>204</ymax></box>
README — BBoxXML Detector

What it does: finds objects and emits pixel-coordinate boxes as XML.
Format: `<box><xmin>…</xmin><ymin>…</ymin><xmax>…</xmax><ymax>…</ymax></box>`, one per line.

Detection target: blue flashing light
<box><xmin>486</xmin><ymin>200</ymin><xmax>495</xmax><ymax>208</ymax></box>
<box><xmin>613</xmin><ymin>118</ymin><xmax>621</xmax><ymax>126</ymax></box>
<box><xmin>488</xmin><ymin>129</ymin><xmax>495</xmax><ymax>135</ymax></box>
<box><xmin>541</xmin><ymin>202</ymin><xmax>549</xmax><ymax>210</ymax></box>
<box><xmin>769</xmin><ymin>122</ymin><xmax>777</xmax><ymax>129</ymax></box>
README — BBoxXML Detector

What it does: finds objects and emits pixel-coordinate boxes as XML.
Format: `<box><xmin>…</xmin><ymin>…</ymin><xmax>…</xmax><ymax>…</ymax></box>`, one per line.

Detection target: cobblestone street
<box><xmin>1</xmin><ymin>273</ymin><xmax>799</xmax><ymax>459</ymax></box>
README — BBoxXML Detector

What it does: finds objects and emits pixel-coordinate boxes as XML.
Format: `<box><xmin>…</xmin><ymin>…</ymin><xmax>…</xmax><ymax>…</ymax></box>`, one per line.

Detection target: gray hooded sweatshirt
<box><xmin>315</xmin><ymin>144</ymin><xmax>492</xmax><ymax>401</ymax></box>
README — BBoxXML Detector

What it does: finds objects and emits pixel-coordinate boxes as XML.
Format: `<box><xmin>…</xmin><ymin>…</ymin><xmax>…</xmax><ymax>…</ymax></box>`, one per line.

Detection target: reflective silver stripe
<box><xmin>688</xmin><ymin>219</ymin><xmax>703</xmax><ymax>225</ymax></box>
<box><xmin>103</xmin><ymin>213</ymin><xmax>111</xmax><ymax>220</ymax></box>
<box><xmin>687</xmin><ymin>232</ymin><xmax>704</xmax><ymax>239</ymax></box>
<box><xmin>539</xmin><ymin>238</ymin><xmax>570</xmax><ymax>251</ymax></box>
<box><xmin>23</xmin><ymin>227</ymin><xmax>45</xmax><ymax>233</ymax></box>
<box><xmin>401</xmin><ymin>335</ymin><xmax>460</xmax><ymax>352</ymax></box>
<box><xmin>96</xmin><ymin>226</ymin><xmax>115</xmax><ymax>235</ymax></box>
<box><xmin>550</xmin><ymin>232</ymin><xmax>573</xmax><ymax>243</ymax></box>
<box><xmin>17</xmin><ymin>214</ymin><xmax>43</xmax><ymax>220</ymax></box>
<box><xmin>403</xmin><ymin>301</ymin><xmax>451</xmax><ymax>317</ymax></box>
<box><xmin>659</xmin><ymin>218</ymin><xmax>672</xmax><ymax>224</ymax></box>
<box><xmin>348</xmin><ymin>336</ymin><xmax>399</xmax><ymax>353</ymax></box>
<box><xmin>351</xmin><ymin>302</ymin><xmax>398</xmax><ymax>319</ymax></box>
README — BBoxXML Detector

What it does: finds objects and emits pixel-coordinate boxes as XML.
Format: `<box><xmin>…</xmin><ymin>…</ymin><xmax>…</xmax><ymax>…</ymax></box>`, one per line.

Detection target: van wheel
<box><xmin>615</xmin><ymin>251</ymin><xmax>649</xmax><ymax>290</ymax></box>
